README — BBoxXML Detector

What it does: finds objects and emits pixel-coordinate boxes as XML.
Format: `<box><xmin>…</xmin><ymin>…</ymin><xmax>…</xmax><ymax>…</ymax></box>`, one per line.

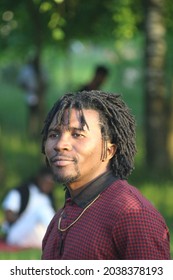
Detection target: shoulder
<box><xmin>103</xmin><ymin>179</ymin><xmax>162</xmax><ymax>217</ymax></box>
<box><xmin>106</xmin><ymin>180</ymin><xmax>168</xmax><ymax>233</ymax></box>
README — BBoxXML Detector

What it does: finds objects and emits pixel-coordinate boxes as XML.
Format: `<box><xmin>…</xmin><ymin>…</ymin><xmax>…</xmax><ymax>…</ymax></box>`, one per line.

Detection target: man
<box><xmin>1</xmin><ymin>167</ymin><xmax>55</xmax><ymax>248</ymax></box>
<box><xmin>79</xmin><ymin>65</ymin><xmax>109</xmax><ymax>91</ymax></box>
<box><xmin>41</xmin><ymin>90</ymin><xmax>170</xmax><ymax>259</ymax></box>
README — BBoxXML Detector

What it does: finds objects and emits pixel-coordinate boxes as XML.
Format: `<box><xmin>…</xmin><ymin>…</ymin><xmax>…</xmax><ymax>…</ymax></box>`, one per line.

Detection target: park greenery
<box><xmin>0</xmin><ymin>0</ymin><xmax>173</xmax><ymax>259</ymax></box>
<box><xmin>1</xmin><ymin>0</ymin><xmax>173</xmax><ymax>172</ymax></box>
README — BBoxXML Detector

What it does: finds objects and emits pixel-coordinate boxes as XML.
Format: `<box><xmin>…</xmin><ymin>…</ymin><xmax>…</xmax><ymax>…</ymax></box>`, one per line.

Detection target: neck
<box><xmin>67</xmin><ymin>184</ymin><xmax>87</xmax><ymax>199</ymax></box>
<box><xmin>66</xmin><ymin>170</ymin><xmax>112</xmax><ymax>199</ymax></box>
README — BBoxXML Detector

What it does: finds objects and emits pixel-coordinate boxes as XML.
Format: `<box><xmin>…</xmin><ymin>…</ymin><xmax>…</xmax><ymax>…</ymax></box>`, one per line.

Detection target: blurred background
<box><xmin>0</xmin><ymin>0</ymin><xmax>173</xmax><ymax>259</ymax></box>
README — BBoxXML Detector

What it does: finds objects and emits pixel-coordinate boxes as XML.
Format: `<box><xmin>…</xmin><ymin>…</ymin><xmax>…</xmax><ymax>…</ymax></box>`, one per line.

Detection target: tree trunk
<box><xmin>34</xmin><ymin>53</ymin><xmax>47</xmax><ymax>133</ymax></box>
<box><xmin>167</xmin><ymin>87</ymin><xmax>173</xmax><ymax>165</ymax></box>
<box><xmin>144</xmin><ymin>0</ymin><xmax>169</xmax><ymax>171</ymax></box>
<box><xmin>26</xmin><ymin>0</ymin><xmax>46</xmax><ymax>135</ymax></box>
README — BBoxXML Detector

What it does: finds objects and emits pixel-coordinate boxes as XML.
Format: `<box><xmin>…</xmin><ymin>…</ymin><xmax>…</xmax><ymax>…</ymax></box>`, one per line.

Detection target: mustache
<box><xmin>50</xmin><ymin>153</ymin><xmax>77</xmax><ymax>163</ymax></box>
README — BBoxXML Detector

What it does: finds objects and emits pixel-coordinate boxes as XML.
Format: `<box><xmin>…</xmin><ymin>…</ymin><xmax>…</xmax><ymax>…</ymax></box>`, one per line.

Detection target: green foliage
<box><xmin>165</xmin><ymin>0</ymin><xmax>173</xmax><ymax>31</ymax></box>
<box><xmin>0</xmin><ymin>0</ymin><xmax>173</xmax><ymax>61</ymax></box>
<box><xmin>0</xmin><ymin>39</ymin><xmax>172</xmax><ymax>259</ymax></box>
<box><xmin>111</xmin><ymin>0</ymin><xmax>143</xmax><ymax>40</ymax></box>
<box><xmin>0</xmin><ymin>0</ymin><xmax>172</xmax><ymax>259</ymax></box>
<box><xmin>0</xmin><ymin>0</ymin><xmax>146</xmax><ymax>59</ymax></box>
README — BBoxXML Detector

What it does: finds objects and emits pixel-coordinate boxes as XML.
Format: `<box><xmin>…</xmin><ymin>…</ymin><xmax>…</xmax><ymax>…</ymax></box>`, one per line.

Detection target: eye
<box><xmin>72</xmin><ymin>132</ymin><xmax>85</xmax><ymax>138</ymax></box>
<box><xmin>48</xmin><ymin>132</ymin><xmax>59</xmax><ymax>139</ymax></box>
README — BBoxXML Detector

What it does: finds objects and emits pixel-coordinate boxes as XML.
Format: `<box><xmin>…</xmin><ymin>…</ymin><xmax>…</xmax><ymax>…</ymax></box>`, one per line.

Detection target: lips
<box><xmin>51</xmin><ymin>156</ymin><xmax>74</xmax><ymax>167</ymax></box>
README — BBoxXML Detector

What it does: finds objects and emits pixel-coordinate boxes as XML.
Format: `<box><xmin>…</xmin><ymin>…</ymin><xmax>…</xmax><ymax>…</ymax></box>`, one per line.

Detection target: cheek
<box><xmin>44</xmin><ymin>141</ymin><xmax>52</xmax><ymax>157</ymax></box>
<box><xmin>80</xmin><ymin>139</ymin><xmax>103</xmax><ymax>160</ymax></box>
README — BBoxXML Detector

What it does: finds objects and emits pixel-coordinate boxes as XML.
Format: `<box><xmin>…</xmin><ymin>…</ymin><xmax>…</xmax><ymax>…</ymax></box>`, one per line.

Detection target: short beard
<box><xmin>54</xmin><ymin>172</ymin><xmax>80</xmax><ymax>185</ymax></box>
<box><xmin>53</xmin><ymin>162</ymin><xmax>80</xmax><ymax>185</ymax></box>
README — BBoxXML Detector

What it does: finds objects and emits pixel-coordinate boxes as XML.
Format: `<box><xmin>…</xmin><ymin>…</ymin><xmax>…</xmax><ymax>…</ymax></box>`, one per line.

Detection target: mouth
<box><xmin>51</xmin><ymin>156</ymin><xmax>74</xmax><ymax>167</ymax></box>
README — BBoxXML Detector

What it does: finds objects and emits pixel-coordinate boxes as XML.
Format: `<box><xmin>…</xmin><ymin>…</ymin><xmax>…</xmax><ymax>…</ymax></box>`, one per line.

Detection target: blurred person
<box><xmin>79</xmin><ymin>65</ymin><xmax>109</xmax><ymax>91</ymax></box>
<box><xmin>41</xmin><ymin>90</ymin><xmax>170</xmax><ymax>260</ymax></box>
<box><xmin>1</xmin><ymin>166</ymin><xmax>56</xmax><ymax>248</ymax></box>
<box><xmin>18</xmin><ymin>55</ymin><xmax>48</xmax><ymax>138</ymax></box>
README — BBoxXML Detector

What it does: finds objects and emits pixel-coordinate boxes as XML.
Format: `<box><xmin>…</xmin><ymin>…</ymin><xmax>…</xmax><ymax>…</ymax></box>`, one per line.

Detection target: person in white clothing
<box><xmin>1</xmin><ymin>167</ymin><xmax>56</xmax><ymax>248</ymax></box>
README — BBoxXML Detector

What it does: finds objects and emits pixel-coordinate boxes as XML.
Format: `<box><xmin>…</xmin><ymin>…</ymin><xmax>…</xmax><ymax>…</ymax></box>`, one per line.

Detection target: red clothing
<box><xmin>42</xmin><ymin>172</ymin><xmax>170</xmax><ymax>260</ymax></box>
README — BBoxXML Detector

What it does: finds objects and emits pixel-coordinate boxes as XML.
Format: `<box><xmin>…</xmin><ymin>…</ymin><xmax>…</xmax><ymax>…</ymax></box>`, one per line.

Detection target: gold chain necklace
<box><xmin>58</xmin><ymin>194</ymin><xmax>100</xmax><ymax>232</ymax></box>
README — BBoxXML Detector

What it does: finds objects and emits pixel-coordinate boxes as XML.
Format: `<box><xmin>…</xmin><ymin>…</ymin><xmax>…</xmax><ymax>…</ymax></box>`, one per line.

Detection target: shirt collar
<box><xmin>65</xmin><ymin>170</ymin><xmax>118</xmax><ymax>208</ymax></box>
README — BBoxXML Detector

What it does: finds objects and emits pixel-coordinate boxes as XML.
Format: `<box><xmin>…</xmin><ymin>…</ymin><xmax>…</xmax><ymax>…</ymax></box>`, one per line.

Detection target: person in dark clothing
<box><xmin>79</xmin><ymin>65</ymin><xmax>109</xmax><ymax>91</ymax></box>
<box><xmin>41</xmin><ymin>90</ymin><xmax>170</xmax><ymax>259</ymax></box>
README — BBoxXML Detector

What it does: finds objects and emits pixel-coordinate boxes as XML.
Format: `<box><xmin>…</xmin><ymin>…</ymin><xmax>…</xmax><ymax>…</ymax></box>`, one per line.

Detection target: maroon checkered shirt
<box><xmin>42</xmin><ymin>171</ymin><xmax>170</xmax><ymax>259</ymax></box>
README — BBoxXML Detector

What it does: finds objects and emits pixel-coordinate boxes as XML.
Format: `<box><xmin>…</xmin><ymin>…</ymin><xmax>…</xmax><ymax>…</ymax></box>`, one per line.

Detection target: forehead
<box><xmin>50</xmin><ymin>108</ymin><xmax>100</xmax><ymax>129</ymax></box>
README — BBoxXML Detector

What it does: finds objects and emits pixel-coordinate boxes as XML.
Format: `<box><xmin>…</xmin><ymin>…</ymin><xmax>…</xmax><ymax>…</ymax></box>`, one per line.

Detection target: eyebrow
<box><xmin>48</xmin><ymin>126</ymin><xmax>87</xmax><ymax>134</ymax></box>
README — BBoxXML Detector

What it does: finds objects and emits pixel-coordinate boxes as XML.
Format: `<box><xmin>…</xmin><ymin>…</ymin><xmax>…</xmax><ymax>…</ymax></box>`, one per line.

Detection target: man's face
<box><xmin>44</xmin><ymin>108</ymin><xmax>115</xmax><ymax>191</ymax></box>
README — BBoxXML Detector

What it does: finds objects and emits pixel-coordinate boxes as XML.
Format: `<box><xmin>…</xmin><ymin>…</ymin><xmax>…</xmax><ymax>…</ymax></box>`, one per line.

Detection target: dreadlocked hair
<box><xmin>41</xmin><ymin>90</ymin><xmax>137</xmax><ymax>179</ymax></box>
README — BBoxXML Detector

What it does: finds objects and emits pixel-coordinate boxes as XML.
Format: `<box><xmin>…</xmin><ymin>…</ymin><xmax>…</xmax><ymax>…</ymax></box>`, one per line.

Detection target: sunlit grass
<box><xmin>0</xmin><ymin>248</ymin><xmax>41</xmax><ymax>260</ymax></box>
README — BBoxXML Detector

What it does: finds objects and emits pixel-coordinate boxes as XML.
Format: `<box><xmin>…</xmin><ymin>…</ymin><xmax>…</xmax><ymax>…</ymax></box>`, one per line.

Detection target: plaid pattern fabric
<box><xmin>42</xmin><ymin>179</ymin><xmax>170</xmax><ymax>260</ymax></box>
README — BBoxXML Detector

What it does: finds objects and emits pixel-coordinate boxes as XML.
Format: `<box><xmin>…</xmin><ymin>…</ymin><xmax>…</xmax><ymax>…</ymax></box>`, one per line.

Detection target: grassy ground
<box><xmin>0</xmin><ymin>42</ymin><xmax>172</xmax><ymax>259</ymax></box>
<box><xmin>0</xmin><ymin>248</ymin><xmax>41</xmax><ymax>260</ymax></box>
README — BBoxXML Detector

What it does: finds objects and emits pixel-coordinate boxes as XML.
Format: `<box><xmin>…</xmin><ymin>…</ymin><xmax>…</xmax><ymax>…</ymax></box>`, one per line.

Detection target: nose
<box><xmin>54</xmin><ymin>132</ymin><xmax>72</xmax><ymax>152</ymax></box>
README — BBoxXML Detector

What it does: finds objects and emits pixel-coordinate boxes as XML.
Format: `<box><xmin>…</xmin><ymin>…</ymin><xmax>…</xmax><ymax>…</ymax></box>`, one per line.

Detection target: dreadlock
<box><xmin>41</xmin><ymin>90</ymin><xmax>137</xmax><ymax>179</ymax></box>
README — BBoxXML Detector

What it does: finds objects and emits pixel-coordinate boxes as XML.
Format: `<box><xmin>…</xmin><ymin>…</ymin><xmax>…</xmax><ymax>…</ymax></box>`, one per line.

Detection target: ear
<box><xmin>107</xmin><ymin>143</ymin><xmax>117</xmax><ymax>160</ymax></box>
